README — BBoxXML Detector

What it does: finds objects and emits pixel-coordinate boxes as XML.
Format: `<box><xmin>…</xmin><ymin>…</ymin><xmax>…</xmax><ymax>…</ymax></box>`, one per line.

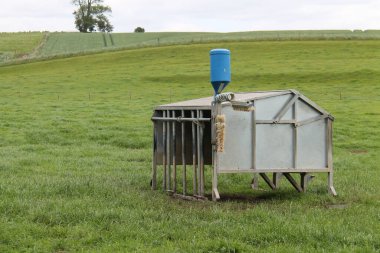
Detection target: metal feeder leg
<box><xmin>251</xmin><ymin>174</ymin><xmax>259</xmax><ymax>190</ymax></box>
<box><xmin>181</xmin><ymin>110</ymin><xmax>186</xmax><ymax>195</ymax></box>
<box><xmin>151</xmin><ymin>121</ymin><xmax>157</xmax><ymax>190</ymax></box>
<box><xmin>328</xmin><ymin>172</ymin><xmax>337</xmax><ymax>196</ymax></box>
<box><xmin>273</xmin><ymin>173</ymin><xmax>282</xmax><ymax>189</ymax></box>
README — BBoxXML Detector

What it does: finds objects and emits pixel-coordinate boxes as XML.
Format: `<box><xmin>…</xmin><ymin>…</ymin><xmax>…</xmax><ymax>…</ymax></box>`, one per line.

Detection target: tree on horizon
<box><xmin>72</xmin><ymin>0</ymin><xmax>114</xmax><ymax>33</ymax></box>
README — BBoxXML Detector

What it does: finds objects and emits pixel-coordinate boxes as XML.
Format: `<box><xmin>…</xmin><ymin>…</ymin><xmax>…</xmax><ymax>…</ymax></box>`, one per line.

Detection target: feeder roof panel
<box><xmin>155</xmin><ymin>90</ymin><xmax>292</xmax><ymax>110</ymax></box>
<box><xmin>154</xmin><ymin>89</ymin><xmax>334</xmax><ymax>119</ymax></box>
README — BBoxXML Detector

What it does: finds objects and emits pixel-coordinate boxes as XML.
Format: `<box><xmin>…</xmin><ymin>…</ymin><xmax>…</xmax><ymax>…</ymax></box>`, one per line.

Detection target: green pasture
<box><xmin>3</xmin><ymin>30</ymin><xmax>380</xmax><ymax>64</ymax></box>
<box><xmin>38</xmin><ymin>32</ymin><xmax>215</xmax><ymax>57</ymax></box>
<box><xmin>0</xmin><ymin>40</ymin><xmax>379</xmax><ymax>252</ymax></box>
<box><xmin>0</xmin><ymin>32</ymin><xmax>46</xmax><ymax>62</ymax></box>
<box><xmin>40</xmin><ymin>30</ymin><xmax>380</xmax><ymax>58</ymax></box>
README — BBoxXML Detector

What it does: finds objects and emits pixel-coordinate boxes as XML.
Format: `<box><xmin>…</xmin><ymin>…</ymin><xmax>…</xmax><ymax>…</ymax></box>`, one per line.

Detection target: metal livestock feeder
<box><xmin>150</xmin><ymin>50</ymin><xmax>337</xmax><ymax>201</ymax></box>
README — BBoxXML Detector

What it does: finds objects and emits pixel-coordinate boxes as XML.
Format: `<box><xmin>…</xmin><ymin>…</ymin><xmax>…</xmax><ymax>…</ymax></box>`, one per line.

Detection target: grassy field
<box><xmin>3</xmin><ymin>30</ymin><xmax>380</xmax><ymax>64</ymax></box>
<box><xmin>0</xmin><ymin>32</ymin><xmax>46</xmax><ymax>62</ymax></box>
<box><xmin>40</xmin><ymin>30</ymin><xmax>380</xmax><ymax>57</ymax></box>
<box><xmin>0</xmin><ymin>40</ymin><xmax>379</xmax><ymax>252</ymax></box>
<box><xmin>38</xmin><ymin>32</ymin><xmax>215</xmax><ymax>57</ymax></box>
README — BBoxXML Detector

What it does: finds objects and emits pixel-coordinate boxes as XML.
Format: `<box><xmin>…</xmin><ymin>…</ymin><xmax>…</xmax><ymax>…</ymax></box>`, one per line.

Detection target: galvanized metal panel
<box><xmin>298</xmin><ymin>119</ymin><xmax>327</xmax><ymax>168</ymax></box>
<box><xmin>154</xmin><ymin>90</ymin><xmax>332</xmax><ymax>172</ymax></box>
<box><xmin>217</xmin><ymin>106</ymin><xmax>253</xmax><ymax>171</ymax></box>
<box><xmin>255</xmin><ymin>94</ymin><xmax>294</xmax><ymax>120</ymax></box>
<box><xmin>152</xmin><ymin>90</ymin><xmax>336</xmax><ymax>198</ymax></box>
<box><xmin>256</xmin><ymin>124</ymin><xmax>294</xmax><ymax>169</ymax></box>
<box><xmin>297</xmin><ymin>100</ymin><xmax>321</xmax><ymax>121</ymax></box>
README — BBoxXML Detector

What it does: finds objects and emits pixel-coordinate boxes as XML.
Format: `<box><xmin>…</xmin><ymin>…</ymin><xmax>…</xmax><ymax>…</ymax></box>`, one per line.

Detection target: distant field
<box><xmin>2</xmin><ymin>30</ymin><xmax>380</xmax><ymax>64</ymax></box>
<box><xmin>36</xmin><ymin>30</ymin><xmax>380</xmax><ymax>57</ymax></box>
<box><xmin>39</xmin><ymin>32</ymin><xmax>215</xmax><ymax>57</ymax></box>
<box><xmin>0</xmin><ymin>32</ymin><xmax>46</xmax><ymax>62</ymax></box>
<box><xmin>0</xmin><ymin>40</ymin><xmax>379</xmax><ymax>252</ymax></box>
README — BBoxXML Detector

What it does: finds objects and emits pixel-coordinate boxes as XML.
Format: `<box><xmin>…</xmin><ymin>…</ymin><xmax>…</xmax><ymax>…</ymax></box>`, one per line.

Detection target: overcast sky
<box><xmin>1</xmin><ymin>0</ymin><xmax>380</xmax><ymax>32</ymax></box>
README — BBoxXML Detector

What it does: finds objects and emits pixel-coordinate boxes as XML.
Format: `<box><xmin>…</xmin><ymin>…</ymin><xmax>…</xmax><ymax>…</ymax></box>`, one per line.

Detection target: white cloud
<box><xmin>0</xmin><ymin>0</ymin><xmax>379</xmax><ymax>32</ymax></box>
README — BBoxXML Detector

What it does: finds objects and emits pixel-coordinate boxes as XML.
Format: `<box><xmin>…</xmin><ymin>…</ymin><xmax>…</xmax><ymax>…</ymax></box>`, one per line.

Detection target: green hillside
<box><xmin>38</xmin><ymin>32</ymin><xmax>215</xmax><ymax>57</ymax></box>
<box><xmin>0</xmin><ymin>32</ymin><xmax>46</xmax><ymax>62</ymax></box>
<box><xmin>2</xmin><ymin>30</ymin><xmax>380</xmax><ymax>64</ymax></box>
<box><xmin>0</xmin><ymin>40</ymin><xmax>379</xmax><ymax>252</ymax></box>
<box><xmin>40</xmin><ymin>30</ymin><xmax>380</xmax><ymax>57</ymax></box>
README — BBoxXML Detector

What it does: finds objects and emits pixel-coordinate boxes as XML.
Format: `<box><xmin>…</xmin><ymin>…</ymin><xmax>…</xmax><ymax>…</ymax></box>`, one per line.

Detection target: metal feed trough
<box><xmin>151</xmin><ymin>90</ymin><xmax>336</xmax><ymax>200</ymax></box>
<box><xmin>150</xmin><ymin>49</ymin><xmax>336</xmax><ymax>201</ymax></box>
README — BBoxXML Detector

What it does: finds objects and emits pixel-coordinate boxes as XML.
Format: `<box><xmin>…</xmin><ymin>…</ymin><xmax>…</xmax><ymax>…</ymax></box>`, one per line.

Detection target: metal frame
<box><xmin>151</xmin><ymin>90</ymin><xmax>337</xmax><ymax>201</ymax></box>
<box><xmin>151</xmin><ymin>109</ymin><xmax>208</xmax><ymax>200</ymax></box>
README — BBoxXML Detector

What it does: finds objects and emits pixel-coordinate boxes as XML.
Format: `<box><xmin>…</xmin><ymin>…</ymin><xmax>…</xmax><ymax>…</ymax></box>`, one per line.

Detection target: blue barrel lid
<box><xmin>210</xmin><ymin>49</ymin><xmax>230</xmax><ymax>55</ymax></box>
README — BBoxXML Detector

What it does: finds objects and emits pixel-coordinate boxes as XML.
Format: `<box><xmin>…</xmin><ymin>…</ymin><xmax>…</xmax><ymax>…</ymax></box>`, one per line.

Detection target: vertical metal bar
<box><xmin>191</xmin><ymin>110</ymin><xmax>197</xmax><ymax>196</ymax></box>
<box><xmin>251</xmin><ymin>101</ymin><xmax>259</xmax><ymax>190</ymax></box>
<box><xmin>211</xmin><ymin>102</ymin><xmax>217</xmax><ymax>200</ymax></box>
<box><xmin>167</xmin><ymin>110</ymin><xmax>171</xmax><ymax>191</ymax></box>
<box><xmin>199</xmin><ymin>110</ymin><xmax>205</xmax><ymax>196</ymax></box>
<box><xmin>172</xmin><ymin>110</ymin><xmax>177</xmax><ymax>193</ymax></box>
<box><xmin>300</xmin><ymin>172</ymin><xmax>307</xmax><ymax>192</ymax></box>
<box><xmin>162</xmin><ymin>111</ymin><xmax>167</xmax><ymax>191</ymax></box>
<box><xmin>328</xmin><ymin>172</ymin><xmax>336</xmax><ymax>195</ymax></box>
<box><xmin>251</xmin><ymin>101</ymin><xmax>256</xmax><ymax>171</ymax></box>
<box><xmin>327</xmin><ymin>118</ymin><xmax>332</xmax><ymax>170</ymax></box>
<box><xmin>197</xmin><ymin>110</ymin><xmax>202</xmax><ymax>196</ymax></box>
<box><xmin>251</xmin><ymin>174</ymin><xmax>259</xmax><ymax>190</ymax></box>
<box><xmin>327</xmin><ymin>119</ymin><xmax>337</xmax><ymax>195</ymax></box>
<box><xmin>293</xmin><ymin>100</ymin><xmax>298</xmax><ymax>191</ymax></box>
<box><xmin>152</xmin><ymin>119</ymin><xmax>157</xmax><ymax>190</ymax></box>
<box><xmin>326</xmin><ymin>117</ymin><xmax>331</xmax><ymax>192</ymax></box>
<box><xmin>181</xmin><ymin>110</ymin><xmax>186</xmax><ymax>195</ymax></box>
<box><xmin>293</xmin><ymin>99</ymin><xmax>298</xmax><ymax>169</ymax></box>
<box><xmin>273</xmin><ymin>173</ymin><xmax>282</xmax><ymax>189</ymax></box>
